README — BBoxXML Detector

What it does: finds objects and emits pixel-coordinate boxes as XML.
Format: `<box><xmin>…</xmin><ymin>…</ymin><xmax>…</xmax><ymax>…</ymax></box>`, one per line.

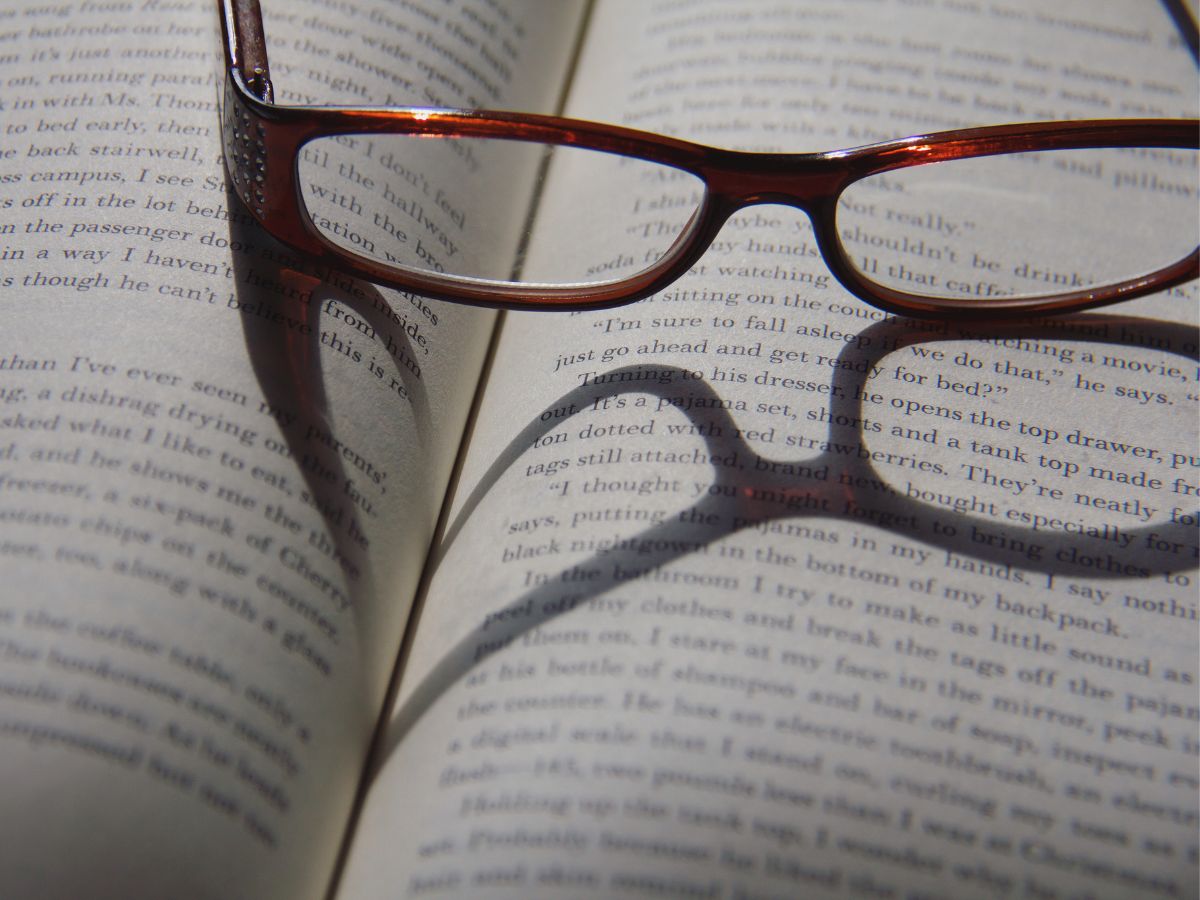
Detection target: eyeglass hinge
<box><xmin>244</xmin><ymin>66</ymin><xmax>274</xmax><ymax>103</ymax></box>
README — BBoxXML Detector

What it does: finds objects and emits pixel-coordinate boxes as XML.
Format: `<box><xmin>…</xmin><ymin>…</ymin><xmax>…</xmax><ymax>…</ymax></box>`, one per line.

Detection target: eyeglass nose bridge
<box><xmin>692</xmin><ymin>155</ymin><xmax>856</xmax><ymax>283</ymax></box>
<box><xmin>703</xmin><ymin>153</ymin><xmax>849</xmax><ymax>211</ymax></box>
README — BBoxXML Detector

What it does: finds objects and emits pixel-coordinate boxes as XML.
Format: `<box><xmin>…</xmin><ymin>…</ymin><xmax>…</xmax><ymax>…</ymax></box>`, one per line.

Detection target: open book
<box><xmin>0</xmin><ymin>0</ymin><xmax>1196</xmax><ymax>896</ymax></box>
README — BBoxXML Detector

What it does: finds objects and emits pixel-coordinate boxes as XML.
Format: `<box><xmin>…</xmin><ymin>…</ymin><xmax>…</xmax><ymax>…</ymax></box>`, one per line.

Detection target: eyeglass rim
<box><xmin>219</xmin><ymin>0</ymin><xmax>1200</xmax><ymax>317</ymax></box>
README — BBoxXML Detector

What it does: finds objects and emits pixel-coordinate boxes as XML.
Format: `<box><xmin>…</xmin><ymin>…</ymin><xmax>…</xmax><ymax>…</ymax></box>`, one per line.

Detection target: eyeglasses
<box><xmin>219</xmin><ymin>0</ymin><xmax>1199</xmax><ymax>318</ymax></box>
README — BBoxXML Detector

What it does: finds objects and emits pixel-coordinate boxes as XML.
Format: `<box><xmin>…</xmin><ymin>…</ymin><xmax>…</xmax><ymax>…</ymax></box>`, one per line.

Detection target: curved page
<box><xmin>0</xmin><ymin>1</ymin><xmax>583</xmax><ymax>897</ymax></box>
<box><xmin>342</xmin><ymin>2</ymin><xmax>1199</xmax><ymax>898</ymax></box>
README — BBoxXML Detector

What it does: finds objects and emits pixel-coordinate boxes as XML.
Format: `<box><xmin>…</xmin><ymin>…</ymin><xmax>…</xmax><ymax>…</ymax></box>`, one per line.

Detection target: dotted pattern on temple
<box><xmin>222</xmin><ymin>79</ymin><xmax>267</xmax><ymax>219</ymax></box>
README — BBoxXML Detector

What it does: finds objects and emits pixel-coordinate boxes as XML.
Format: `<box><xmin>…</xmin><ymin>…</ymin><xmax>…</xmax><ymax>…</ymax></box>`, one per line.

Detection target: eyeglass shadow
<box><xmin>362</xmin><ymin>313</ymin><xmax>1198</xmax><ymax>790</ymax></box>
<box><xmin>225</xmin><ymin>194</ymin><xmax>435</xmax><ymax>681</ymax></box>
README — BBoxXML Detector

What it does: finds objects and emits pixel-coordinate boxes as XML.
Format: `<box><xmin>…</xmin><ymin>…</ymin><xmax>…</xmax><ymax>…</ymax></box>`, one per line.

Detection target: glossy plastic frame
<box><xmin>219</xmin><ymin>0</ymin><xmax>1199</xmax><ymax>317</ymax></box>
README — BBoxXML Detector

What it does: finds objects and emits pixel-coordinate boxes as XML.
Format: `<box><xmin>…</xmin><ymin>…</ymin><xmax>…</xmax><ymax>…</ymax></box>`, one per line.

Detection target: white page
<box><xmin>341</xmin><ymin>1</ymin><xmax>1199</xmax><ymax>897</ymax></box>
<box><xmin>0</xmin><ymin>0</ymin><xmax>583</xmax><ymax>896</ymax></box>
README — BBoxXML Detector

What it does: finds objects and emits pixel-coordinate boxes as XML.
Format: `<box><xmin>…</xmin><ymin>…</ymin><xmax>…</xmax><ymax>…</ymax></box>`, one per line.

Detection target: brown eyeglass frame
<box><xmin>220</xmin><ymin>0</ymin><xmax>1199</xmax><ymax>318</ymax></box>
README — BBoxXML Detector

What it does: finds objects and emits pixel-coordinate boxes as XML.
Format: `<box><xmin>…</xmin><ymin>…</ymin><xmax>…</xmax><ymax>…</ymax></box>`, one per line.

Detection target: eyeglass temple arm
<box><xmin>225</xmin><ymin>0</ymin><xmax>274</xmax><ymax>101</ymax></box>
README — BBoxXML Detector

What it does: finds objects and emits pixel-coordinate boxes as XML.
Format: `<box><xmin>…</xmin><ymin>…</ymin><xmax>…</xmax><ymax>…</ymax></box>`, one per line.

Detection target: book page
<box><xmin>0</xmin><ymin>1</ymin><xmax>582</xmax><ymax>897</ymax></box>
<box><xmin>340</xmin><ymin>1</ymin><xmax>1199</xmax><ymax>897</ymax></box>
